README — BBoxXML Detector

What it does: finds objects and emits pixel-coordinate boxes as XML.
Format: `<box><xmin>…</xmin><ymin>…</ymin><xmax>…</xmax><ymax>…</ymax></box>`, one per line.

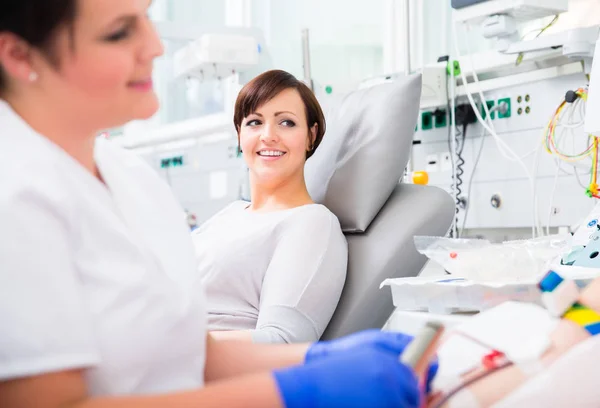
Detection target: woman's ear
<box><xmin>0</xmin><ymin>33</ymin><xmax>36</xmax><ymax>85</ymax></box>
<box><xmin>308</xmin><ymin>123</ymin><xmax>318</xmax><ymax>151</ymax></box>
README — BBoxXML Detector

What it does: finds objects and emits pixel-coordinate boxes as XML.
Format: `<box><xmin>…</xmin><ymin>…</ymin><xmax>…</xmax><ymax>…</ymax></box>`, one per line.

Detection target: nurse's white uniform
<box><xmin>0</xmin><ymin>100</ymin><xmax>207</xmax><ymax>395</ymax></box>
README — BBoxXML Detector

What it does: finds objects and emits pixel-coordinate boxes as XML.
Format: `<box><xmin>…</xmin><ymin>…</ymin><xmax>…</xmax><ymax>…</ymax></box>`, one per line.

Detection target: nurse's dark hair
<box><xmin>233</xmin><ymin>69</ymin><xmax>326</xmax><ymax>160</ymax></box>
<box><xmin>0</xmin><ymin>0</ymin><xmax>77</xmax><ymax>91</ymax></box>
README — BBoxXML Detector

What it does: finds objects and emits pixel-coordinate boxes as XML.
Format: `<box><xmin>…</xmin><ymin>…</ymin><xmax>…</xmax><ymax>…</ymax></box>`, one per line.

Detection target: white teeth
<box><xmin>258</xmin><ymin>150</ymin><xmax>284</xmax><ymax>157</ymax></box>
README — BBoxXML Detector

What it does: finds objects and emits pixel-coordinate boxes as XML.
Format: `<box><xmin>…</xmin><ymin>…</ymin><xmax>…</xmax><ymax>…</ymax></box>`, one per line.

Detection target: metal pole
<box><xmin>301</xmin><ymin>28</ymin><xmax>314</xmax><ymax>90</ymax></box>
<box><xmin>404</xmin><ymin>0</ymin><xmax>413</xmax><ymax>177</ymax></box>
<box><xmin>403</xmin><ymin>0</ymin><xmax>411</xmax><ymax>75</ymax></box>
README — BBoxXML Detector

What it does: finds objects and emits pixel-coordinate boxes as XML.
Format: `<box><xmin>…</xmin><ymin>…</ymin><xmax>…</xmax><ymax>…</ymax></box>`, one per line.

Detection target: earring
<box><xmin>28</xmin><ymin>71</ymin><xmax>38</xmax><ymax>82</ymax></box>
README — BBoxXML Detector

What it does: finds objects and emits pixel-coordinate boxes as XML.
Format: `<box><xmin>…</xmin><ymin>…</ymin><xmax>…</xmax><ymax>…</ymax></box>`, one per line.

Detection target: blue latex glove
<box><xmin>306</xmin><ymin>329</ymin><xmax>413</xmax><ymax>361</ymax></box>
<box><xmin>274</xmin><ymin>348</ymin><xmax>420</xmax><ymax>408</ymax></box>
<box><xmin>306</xmin><ymin>329</ymin><xmax>439</xmax><ymax>393</ymax></box>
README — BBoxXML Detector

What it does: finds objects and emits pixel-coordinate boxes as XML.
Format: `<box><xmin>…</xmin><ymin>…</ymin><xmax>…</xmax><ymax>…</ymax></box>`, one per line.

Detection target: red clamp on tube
<box><xmin>482</xmin><ymin>350</ymin><xmax>504</xmax><ymax>370</ymax></box>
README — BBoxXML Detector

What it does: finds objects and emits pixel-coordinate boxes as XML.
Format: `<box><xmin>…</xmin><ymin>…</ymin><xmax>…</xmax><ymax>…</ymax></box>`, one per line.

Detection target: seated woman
<box><xmin>429</xmin><ymin>274</ymin><xmax>600</xmax><ymax>407</ymax></box>
<box><xmin>192</xmin><ymin>70</ymin><xmax>348</xmax><ymax>344</ymax></box>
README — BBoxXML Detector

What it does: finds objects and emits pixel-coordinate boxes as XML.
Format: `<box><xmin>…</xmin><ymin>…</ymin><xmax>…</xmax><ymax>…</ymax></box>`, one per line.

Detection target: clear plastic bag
<box><xmin>414</xmin><ymin>235</ymin><xmax>572</xmax><ymax>282</ymax></box>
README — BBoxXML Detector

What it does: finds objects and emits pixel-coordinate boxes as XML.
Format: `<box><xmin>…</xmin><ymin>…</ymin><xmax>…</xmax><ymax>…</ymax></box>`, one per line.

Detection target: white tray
<box><xmin>381</xmin><ymin>265</ymin><xmax>600</xmax><ymax>314</ymax></box>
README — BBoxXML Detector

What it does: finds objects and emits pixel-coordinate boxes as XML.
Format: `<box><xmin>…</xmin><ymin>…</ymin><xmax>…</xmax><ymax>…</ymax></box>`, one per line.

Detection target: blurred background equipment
<box><xmin>104</xmin><ymin>0</ymin><xmax>600</xmax><ymax>242</ymax></box>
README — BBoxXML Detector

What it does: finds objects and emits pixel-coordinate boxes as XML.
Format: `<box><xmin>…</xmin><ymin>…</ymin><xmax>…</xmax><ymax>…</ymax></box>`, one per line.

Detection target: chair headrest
<box><xmin>305</xmin><ymin>74</ymin><xmax>422</xmax><ymax>232</ymax></box>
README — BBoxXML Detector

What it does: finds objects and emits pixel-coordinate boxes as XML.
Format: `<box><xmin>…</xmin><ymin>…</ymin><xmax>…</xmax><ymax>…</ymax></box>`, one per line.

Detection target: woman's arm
<box><xmin>204</xmin><ymin>334</ymin><xmax>309</xmax><ymax>382</ymax></box>
<box><xmin>433</xmin><ymin>277</ymin><xmax>600</xmax><ymax>407</ymax></box>
<box><xmin>248</xmin><ymin>211</ymin><xmax>348</xmax><ymax>344</ymax></box>
<box><xmin>209</xmin><ymin>330</ymin><xmax>253</xmax><ymax>342</ymax></box>
<box><xmin>440</xmin><ymin>318</ymin><xmax>589</xmax><ymax>407</ymax></box>
<box><xmin>0</xmin><ymin>370</ymin><xmax>283</xmax><ymax>408</ymax></box>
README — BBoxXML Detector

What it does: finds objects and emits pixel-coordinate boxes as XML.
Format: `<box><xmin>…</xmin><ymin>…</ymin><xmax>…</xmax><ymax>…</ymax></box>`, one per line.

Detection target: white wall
<box><xmin>151</xmin><ymin>0</ymin><xmax>226</xmax><ymax>29</ymax></box>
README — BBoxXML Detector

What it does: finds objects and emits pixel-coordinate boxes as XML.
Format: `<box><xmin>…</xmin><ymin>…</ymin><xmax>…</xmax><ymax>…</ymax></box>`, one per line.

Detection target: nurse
<box><xmin>0</xmin><ymin>1</ymin><xmax>434</xmax><ymax>407</ymax></box>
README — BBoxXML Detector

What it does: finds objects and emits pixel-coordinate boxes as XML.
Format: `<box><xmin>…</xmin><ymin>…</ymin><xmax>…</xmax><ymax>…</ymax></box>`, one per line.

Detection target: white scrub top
<box><xmin>193</xmin><ymin>201</ymin><xmax>348</xmax><ymax>344</ymax></box>
<box><xmin>0</xmin><ymin>100</ymin><xmax>207</xmax><ymax>395</ymax></box>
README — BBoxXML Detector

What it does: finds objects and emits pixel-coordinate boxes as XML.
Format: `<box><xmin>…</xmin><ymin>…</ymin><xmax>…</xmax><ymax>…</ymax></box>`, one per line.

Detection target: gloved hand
<box><xmin>306</xmin><ymin>329</ymin><xmax>439</xmax><ymax>393</ymax></box>
<box><xmin>306</xmin><ymin>329</ymin><xmax>413</xmax><ymax>362</ymax></box>
<box><xmin>274</xmin><ymin>347</ymin><xmax>420</xmax><ymax>408</ymax></box>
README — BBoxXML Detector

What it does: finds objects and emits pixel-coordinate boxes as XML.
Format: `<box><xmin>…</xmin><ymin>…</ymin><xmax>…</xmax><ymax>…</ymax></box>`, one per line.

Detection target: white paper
<box><xmin>209</xmin><ymin>171</ymin><xmax>228</xmax><ymax>199</ymax></box>
<box><xmin>453</xmin><ymin>301</ymin><xmax>559</xmax><ymax>363</ymax></box>
<box><xmin>437</xmin><ymin>335</ymin><xmax>491</xmax><ymax>378</ymax></box>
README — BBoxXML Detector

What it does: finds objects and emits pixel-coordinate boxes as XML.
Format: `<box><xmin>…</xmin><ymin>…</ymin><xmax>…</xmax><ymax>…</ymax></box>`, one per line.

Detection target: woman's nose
<box><xmin>260</xmin><ymin>123</ymin><xmax>279</xmax><ymax>143</ymax></box>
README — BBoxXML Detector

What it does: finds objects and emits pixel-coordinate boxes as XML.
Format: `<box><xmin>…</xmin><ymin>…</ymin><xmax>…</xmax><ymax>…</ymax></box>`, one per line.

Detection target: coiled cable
<box><xmin>448</xmin><ymin>123</ymin><xmax>467</xmax><ymax>238</ymax></box>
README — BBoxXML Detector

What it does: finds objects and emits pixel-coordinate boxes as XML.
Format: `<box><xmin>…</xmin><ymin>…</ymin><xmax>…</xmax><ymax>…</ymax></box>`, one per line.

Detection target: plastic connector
<box><xmin>433</xmin><ymin>109</ymin><xmax>447</xmax><ymax>128</ymax></box>
<box><xmin>497</xmin><ymin>98</ymin><xmax>511</xmax><ymax>119</ymax></box>
<box><xmin>481</xmin><ymin>100</ymin><xmax>496</xmax><ymax>120</ymax></box>
<box><xmin>455</xmin><ymin>104</ymin><xmax>477</xmax><ymax>126</ymax></box>
<box><xmin>565</xmin><ymin>90</ymin><xmax>579</xmax><ymax>103</ymax></box>
<box><xmin>422</xmin><ymin>112</ymin><xmax>433</xmax><ymax>130</ymax></box>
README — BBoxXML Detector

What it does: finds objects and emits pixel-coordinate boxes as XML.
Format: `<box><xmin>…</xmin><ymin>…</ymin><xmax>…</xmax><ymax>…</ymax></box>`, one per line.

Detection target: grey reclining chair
<box><xmin>305</xmin><ymin>74</ymin><xmax>454</xmax><ymax>340</ymax></box>
<box><xmin>322</xmin><ymin>183</ymin><xmax>454</xmax><ymax>339</ymax></box>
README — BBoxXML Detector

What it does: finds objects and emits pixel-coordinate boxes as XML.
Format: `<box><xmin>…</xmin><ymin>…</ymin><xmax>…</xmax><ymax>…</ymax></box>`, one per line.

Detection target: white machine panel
<box><xmin>421</xmin><ymin>65</ymin><xmax>449</xmax><ymax>109</ymax></box>
<box><xmin>455</xmin><ymin>177</ymin><xmax>595</xmax><ymax>229</ymax></box>
<box><xmin>137</xmin><ymin>137</ymin><xmax>245</xmax><ymax>224</ymax></box>
<box><xmin>453</xmin><ymin>0</ymin><xmax>569</xmax><ymax>24</ymax></box>
<box><xmin>586</xmin><ymin>37</ymin><xmax>600</xmax><ymax>133</ymax></box>
<box><xmin>412</xmin><ymin>71</ymin><xmax>593</xmax><ymax>231</ymax></box>
<box><xmin>174</xmin><ymin>34</ymin><xmax>259</xmax><ymax>80</ymax></box>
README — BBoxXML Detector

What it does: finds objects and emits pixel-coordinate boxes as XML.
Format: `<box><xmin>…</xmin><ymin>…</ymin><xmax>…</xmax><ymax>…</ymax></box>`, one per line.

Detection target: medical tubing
<box><xmin>452</xmin><ymin>21</ymin><xmax>537</xmax><ymax>237</ymax></box>
<box><xmin>430</xmin><ymin>361</ymin><xmax>514</xmax><ymax>408</ymax></box>
<box><xmin>547</xmin><ymin>159</ymin><xmax>562</xmax><ymax>235</ymax></box>
<box><xmin>461</xmin><ymin>127</ymin><xmax>486</xmax><ymax>235</ymax></box>
<box><xmin>462</xmin><ymin>28</ymin><xmax>538</xmax><ymax>237</ymax></box>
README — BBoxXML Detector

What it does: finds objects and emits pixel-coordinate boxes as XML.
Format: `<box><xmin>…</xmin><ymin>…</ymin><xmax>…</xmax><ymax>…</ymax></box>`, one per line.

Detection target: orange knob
<box><xmin>412</xmin><ymin>171</ymin><xmax>429</xmax><ymax>185</ymax></box>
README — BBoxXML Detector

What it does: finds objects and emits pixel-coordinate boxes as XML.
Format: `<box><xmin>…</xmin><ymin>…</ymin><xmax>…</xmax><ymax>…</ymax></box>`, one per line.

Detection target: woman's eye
<box><xmin>281</xmin><ymin>120</ymin><xmax>296</xmax><ymax>127</ymax></box>
<box><xmin>246</xmin><ymin>119</ymin><xmax>261</xmax><ymax>126</ymax></box>
<box><xmin>105</xmin><ymin>28</ymin><xmax>130</xmax><ymax>42</ymax></box>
